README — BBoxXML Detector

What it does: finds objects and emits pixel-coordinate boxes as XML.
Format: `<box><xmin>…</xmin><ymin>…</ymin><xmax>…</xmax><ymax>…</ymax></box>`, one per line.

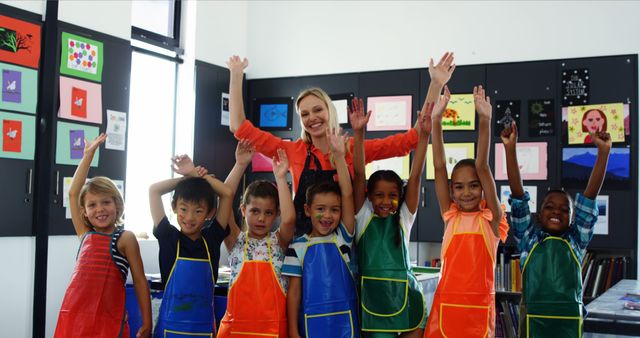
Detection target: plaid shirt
<box><xmin>509</xmin><ymin>192</ymin><xmax>598</xmax><ymax>269</ymax></box>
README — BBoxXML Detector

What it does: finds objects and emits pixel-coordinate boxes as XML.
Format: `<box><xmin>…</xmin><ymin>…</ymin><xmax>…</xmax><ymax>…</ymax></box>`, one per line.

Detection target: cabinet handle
<box><xmin>27</xmin><ymin>169</ymin><xmax>33</xmax><ymax>194</ymax></box>
<box><xmin>55</xmin><ymin>171</ymin><xmax>60</xmax><ymax>196</ymax></box>
<box><xmin>421</xmin><ymin>186</ymin><xmax>425</xmax><ymax>208</ymax></box>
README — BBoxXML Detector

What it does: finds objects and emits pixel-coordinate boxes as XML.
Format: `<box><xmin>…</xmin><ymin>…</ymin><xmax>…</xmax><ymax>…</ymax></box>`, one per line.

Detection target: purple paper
<box><xmin>69</xmin><ymin>129</ymin><xmax>85</xmax><ymax>159</ymax></box>
<box><xmin>2</xmin><ymin>69</ymin><xmax>21</xmax><ymax>103</ymax></box>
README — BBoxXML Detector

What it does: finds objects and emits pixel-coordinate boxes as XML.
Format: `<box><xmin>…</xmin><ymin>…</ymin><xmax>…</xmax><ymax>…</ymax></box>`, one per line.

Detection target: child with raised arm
<box><xmin>352</xmin><ymin>95</ymin><xmax>433</xmax><ymax>337</ymax></box>
<box><xmin>55</xmin><ymin>133</ymin><xmax>151</xmax><ymax>338</ymax></box>
<box><xmin>501</xmin><ymin>123</ymin><xmax>611</xmax><ymax>337</ymax></box>
<box><xmin>217</xmin><ymin>141</ymin><xmax>295</xmax><ymax>337</ymax></box>
<box><xmin>149</xmin><ymin>156</ymin><xmax>232</xmax><ymax>337</ymax></box>
<box><xmin>282</xmin><ymin>127</ymin><xmax>359</xmax><ymax>338</ymax></box>
<box><xmin>424</xmin><ymin>86</ymin><xmax>509</xmax><ymax>338</ymax></box>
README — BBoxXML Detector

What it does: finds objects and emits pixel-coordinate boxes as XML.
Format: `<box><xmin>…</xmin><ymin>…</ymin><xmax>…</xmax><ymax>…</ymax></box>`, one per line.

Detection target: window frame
<box><xmin>131</xmin><ymin>0</ymin><xmax>182</xmax><ymax>54</ymax></box>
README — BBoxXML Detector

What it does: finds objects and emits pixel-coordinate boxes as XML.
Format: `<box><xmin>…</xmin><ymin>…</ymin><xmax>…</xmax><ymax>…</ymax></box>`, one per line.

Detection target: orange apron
<box><xmin>424</xmin><ymin>214</ymin><xmax>496</xmax><ymax>338</ymax></box>
<box><xmin>217</xmin><ymin>234</ymin><xmax>288</xmax><ymax>337</ymax></box>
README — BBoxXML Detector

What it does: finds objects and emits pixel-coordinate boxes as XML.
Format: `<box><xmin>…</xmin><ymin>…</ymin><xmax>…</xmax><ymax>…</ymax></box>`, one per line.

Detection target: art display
<box><xmin>0</xmin><ymin>110</ymin><xmax>35</xmax><ymax>160</ymax></box>
<box><xmin>55</xmin><ymin>121</ymin><xmax>100</xmax><ymax>166</ymax></box>
<box><xmin>528</xmin><ymin>99</ymin><xmax>555</xmax><ymax>137</ymax></box>
<box><xmin>426</xmin><ymin>143</ymin><xmax>475</xmax><ymax>179</ymax></box>
<box><xmin>442</xmin><ymin>94</ymin><xmax>475</xmax><ymax>130</ymax></box>
<box><xmin>494</xmin><ymin>142</ymin><xmax>548</xmax><ymax>180</ymax></box>
<box><xmin>563</xmin><ymin>103</ymin><xmax>625</xmax><ymax>144</ymax></box>
<box><xmin>0</xmin><ymin>62</ymin><xmax>38</xmax><ymax>113</ymax></box>
<box><xmin>0</xmin><ymin>15</ymin><xmax>41</xmax><ymax>69</ymax></box>
<box><xmin>58</xmin><ymin>76</ymin><xmax>102</xmax><ymax>124</ymax></box>
<box><xmin>59</xmin><ymin>32</ymin><xmax>103</xmax><ymax>82</ymax></box>
<box><xmin>366</xmin><ymin>95</ymin><xmax>412</xmax><ymax>131</ymax></box>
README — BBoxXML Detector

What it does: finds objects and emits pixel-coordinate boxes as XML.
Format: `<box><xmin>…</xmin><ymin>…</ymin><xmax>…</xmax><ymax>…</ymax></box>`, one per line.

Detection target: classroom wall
<box><xmin>0</xmin><ymin>0</ymin><xmax>44</xmax><ymax>15</ymax></box>
<box><xmin>194</xmin><ymin>0</ymin><xmax>248</xmax><ymax>67</ymax></box>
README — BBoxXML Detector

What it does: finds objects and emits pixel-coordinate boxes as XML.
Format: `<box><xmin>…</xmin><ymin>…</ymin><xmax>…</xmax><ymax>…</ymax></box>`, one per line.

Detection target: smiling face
<box><xmin>173</xmin><ymin>198</ymin><xmax>209</xmax><ymax>240</ymax></box>
<box><xmin>305</xmin><ymin>192</ymin><xmax>342</xmax><ymax>237</ymax></box>
<box><xmin>538</xmin><ymin>191</ymin><xmax>573</xmax><ymax>236</ymax></box>
<box><xmin>368</xmin><ymin>179</ymin><xmax>401</xmax><ymax>218</ymax></box>
<box><xmin>582</xmin><ymin>109</ymin><xmax>606</xmax><ymax>133</ymax></box>
<box><xmin>450</xmin><ymin>165</ymin><xmax>483</xmax><ymax>212</ymax></box>
<box><xmin>82</xmin><ymin>192</ymin><xmax>118</xmax><ymax>233</ymax></box>
<box><xmin>242</xmin><ymin>196</ymin><xmax>278</xmax><ymax>239</ymax></box>
<box><xmin>298</xmin><ymin>94</ymin><xmax>330</xmax><ymax>139</ymax></box>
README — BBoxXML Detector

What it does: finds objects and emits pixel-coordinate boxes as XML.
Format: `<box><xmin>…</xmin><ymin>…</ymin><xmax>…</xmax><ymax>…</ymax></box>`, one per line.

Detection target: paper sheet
<box><xmin>105</xmin><ymin>109</ymin><xmax>127</xmax><ymax>151</ymax></box>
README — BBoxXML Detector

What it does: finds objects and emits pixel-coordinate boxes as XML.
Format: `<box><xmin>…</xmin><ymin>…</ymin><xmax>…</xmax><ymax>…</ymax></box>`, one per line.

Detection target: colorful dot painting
<box><xmin>60</xmin><ymin>32</ymin><xmax>103</xmax><ymax>82</ymax></box>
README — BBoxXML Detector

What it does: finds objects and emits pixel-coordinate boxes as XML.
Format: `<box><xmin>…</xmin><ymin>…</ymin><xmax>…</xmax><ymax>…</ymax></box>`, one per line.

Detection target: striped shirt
<box><xmin>111</xmin><ymin>228</ymin><xmax>129</xmax><ymax>281</ymax></box>
<box><xmin>282</xmin><ymin>222</ymin><xmax>354</xmax><ymax>278</ymax></box>
<box><xmin>509</xmin><ymin>192</ymin><xmax>598</xmax><ymax>269</ymax></box>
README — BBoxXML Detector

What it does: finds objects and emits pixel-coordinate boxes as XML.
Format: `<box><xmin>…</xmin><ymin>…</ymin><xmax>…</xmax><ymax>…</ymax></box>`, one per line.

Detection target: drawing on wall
<box><xmin>0</xmin><ymin>62</ymin><xmax>37</xmax><ymax>113</ymax></box>
<box><xmin>252</xmin><ymin>152</ymin><xmax>273</xmax><ymax>173</ymax></box>
<box><xmin>105</xmin><ymin>109</ymin><xmax>126</xmax><ymax>151</ymax></box>
<box><xmin>563</xmin><ymin>103</ymin><xmax>625</xmax><ymax>145</ymax></box>
<box><xmin>426</xmin><ymin>143</ymin><xmax>475</xmax><ymax>179</ymax></box>
<box><xmin>69</xmin><ymin>129</ymin><xmax>85</xmax><ymax>159</ymax></box>
<box><xmin>55</xmin><ymin>121</ymin><xmax>99</xmax><ymax>166</ymax></box>
<box><xmin>594</xmin><ymin>195</ymin><xmax>609</xmax><ymax>235</ymax></box>
<box><xmin>2</xmin><ymin>68</ymin><xmax>21</xmax><ymax>103</ymax></box>
<box><xmin>71</xmin><ymin>86</ymin><xmax>87</xmax><ymax>118</ymax></box>
<box><xmin>365</xmin><ymin>155</ymin><xmax>410</xmax><ymax>180</ymax></box>
<box><xmin>221</xmin><ymin>92</ymin><xmax>230</xmax><ymax>126</ymax></box>
<box><xmin>442</xmin><ymin>94</ymin><xmax>474</xmax><ymax>130</ymax></box>
<box><xmin>562</xmin><ymin>68</ymin><xmax>589</xmax><ymax>106</ymax></box>
<box><xmin>0</xmin><ymin>110</ymin><xmax>35</xmax><ymax>160</ymax></box>
<box><xmin>528</xmin><ymin>99</ymin><xmax>555</xmax><ymax>137</ymax></box>
<box><xmin>366</xmin><ymin>95</ymin><xmax>412</xmax><ymax>131</ymax></box>
<box><xmin>495</xmin><ymin>142</ymin><xmax>547</xmax><ymax>180</ymax></box>
<box><xmin>500</xmin><ymin>185</ymin><xmax>537</xmax><ymax>213</ymax></box>
<box><xmin>562</xmin><ymin>147</ymin><xmax>629</xmax><ymax>182</ymax></box>
<box><xmin>259</xmin><ymin>103</ymin><xmax>288</xmax><ymax>128</ymax></box>
<box><xmin>60</xmin><ymin>32</ymin><xmax>103</xmax><ymax>82</ymax></box>
<box><xmin>2</xmin><ymin>118</ymin><xmax>21</xmax><ymax>152</ymax></box>
<box><xmin>0</xmin><ymin>15</ymin><xmax>41</xmax><ymax>68</ymax></box>
<box><xmin>58</xmin><ymin>76</ymin><xmax>102</xmax><ymax>124</ymax></box>
<box><xmin>494</xmin><ymin>100</ymin><xmax>520</xmax><ymax>137</ymax></box>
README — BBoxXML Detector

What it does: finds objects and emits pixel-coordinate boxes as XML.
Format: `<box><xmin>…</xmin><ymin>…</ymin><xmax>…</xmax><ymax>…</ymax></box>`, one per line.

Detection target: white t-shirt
<box><xmin>355</xmin><ymin>199</ymin><xmax>416</xmax><ymax>245</ymax></box>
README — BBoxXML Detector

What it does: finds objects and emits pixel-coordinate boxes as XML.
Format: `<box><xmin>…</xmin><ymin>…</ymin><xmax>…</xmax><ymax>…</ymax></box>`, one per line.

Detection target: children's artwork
<box><xmin>500</xmin><ymin>185</ymin><xmax>537</xmax><ymax>213</ymax></box>
<box><xmin>562</xmin><ymin>68</ymin><xmax>589</xmax><ymax>106</ymax></box>
<box><xmin>253</xmin><ymin>98</ymin><xmax>293</xmax><ymax>131</ymax></box>
<box><xmin>594</xmin><ymin>195</ymin><xmax>608</xmax><ymax>235</ymax></box>
<box><xmin>252</xmin><ymin>152</ymin><xmax>273</xmax><ymax>173</ymax></box>
<box><xmin>105</xmin><ymin>109</ymin><xmax>127</xmax><ymax>151</ymax></box>
<box><xmin>494</xmin><ymin>100</ymin><xmax>520</xmax><ymax>137</ymax></box>
<box><xmin>55</xmin><ymin>121</ymin><xmax>100</xmax><ymax>167</ymax></box>
<box><xmin>333</xmin><ymin>99</ymin><xmax>349</xmax><ymax>125</ymax></box>
<box><xmin>58</xmin><ymin>76</ymin><xmax>102</xmax><ymax>124</ymax></box>
<box><xmin>365</xmin><ymin>155</ymin><xmax>410</xmax><ymax>180</ymax></box>
<box><xmin>0</xmin><ymin>15</ymin><xmax>41</xmax><ymax>69</ymax></box>
<box><xmin>366</xmin><ymin>95</ymin><xmax>412</xmax><ymax>131</ymax></box>
<box><xmin>562</xmin><ymin>147</ymin><xmax>629</xmax><ymax>182</ymax></box>
<box><xmin>494</xmin><ymin>142</ymin><xmax>547</xmax><ymax>180</ymax></box>
<box><xmin>528</xmin><ymin>99</ymin><xmax>555</xmax><ymax>137</ymax></box>
<box><xmin>59</xmin><ymin>32</ymin><xmax>103</xmax><ymax>82</ymax></box>
<box><xmin>442</xmin><ymin>94</ymin><xmax>474</xmax><ymax>130</ymax></box>
<box><xmin>0</xmin><ymin>110</ymin><xmax>35</xmax><ymax>160</ymax></box>
<box><xmin>221</xmin><ymin>92</ymin><xmax>229</xmax><ymax>126</ymax></box>
<box><xmin>563</xmin><ymin>103</ymin><xmax>625</xmax><ymax>144</ymax></box>
<box><xmin>0</xmin><ymin>62</ymin><xmax>37</xmax><ymax>113</ymax></box>
<box><xmin>426</xmin><ymin>143</ymin><xmax>475</xmax><ymax>179</ymax></box>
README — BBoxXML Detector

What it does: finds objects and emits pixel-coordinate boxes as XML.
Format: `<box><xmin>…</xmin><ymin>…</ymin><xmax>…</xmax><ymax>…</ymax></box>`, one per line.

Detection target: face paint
<box><xmin>391</xmin><ymin>200</ymin><xmax>398</xmax><ymax>207</ymax></box>
<box><xmin>315</xmin><ymin>213</ymin><xmax>323</xmax><ymax>220</ymax></box>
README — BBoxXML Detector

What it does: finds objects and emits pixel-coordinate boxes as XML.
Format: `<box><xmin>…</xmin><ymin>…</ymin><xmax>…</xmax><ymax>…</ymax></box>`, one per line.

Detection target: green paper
<box><xmin>0</xmin><ymin>62</ymin><xmax>38</xmax><ymax>114</ymax></box>
<box><xmin>59</xmin><ymin>32</ymin><xmax>103</xmax><ymax>82</ymax></box>
<box><xmin>0</xmin><ymin>111</ymin><xmax>35</xmax><ymax>160</ymax></box>
<box><xmin>56</xmin><ymin>121</ymin><xmax>100</xmax><ymax>167</ymax></box>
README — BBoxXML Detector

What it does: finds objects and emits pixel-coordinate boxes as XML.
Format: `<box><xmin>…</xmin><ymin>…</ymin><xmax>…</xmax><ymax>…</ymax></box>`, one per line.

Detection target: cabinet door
<box><xmin>0</xmin><ymin>159</ymin><xmax>34</xmax><ymax>236</ymax></box>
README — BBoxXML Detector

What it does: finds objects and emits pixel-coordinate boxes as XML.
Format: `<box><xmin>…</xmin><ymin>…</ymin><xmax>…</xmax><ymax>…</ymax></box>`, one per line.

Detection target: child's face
<box><xmin>241</xmin><ymin>196</ymin><xmax>278</xmax><ymax>239</ymax></box>
<box><xmin>538</xmin><ymin>192</ymin><xmax>572</xmax><ymax>236</ymax></box>
<box><xmin>83</xmin><ymin>192</ymin><xmax>117</xmax><ymax>232</ymax></box>
<box><xmin>305</xmin><ymin>192</ymin><xmax>342</xmax><ymax>237</ymax></box>
<box><xmin>174</xmin><ymin>198</ymin><xmax>209</xmax><ymax>240</ymax></box>
<box><xmin>450</xmin><ymin>166</ymin><xmax>483</xmax><ymax>212</ymax></box>
<box><xmin>368</xmin><ymin>180</ymin><xmax>401</xmax><ymax>218</ymax></box>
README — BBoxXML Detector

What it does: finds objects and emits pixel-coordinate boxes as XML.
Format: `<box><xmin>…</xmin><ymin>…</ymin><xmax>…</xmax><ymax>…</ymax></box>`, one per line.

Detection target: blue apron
<box><xmin>154</xmin><ymin>239</ymin><xmax>215</xmax><ymax>337</ymax></box>
<box><xmin>300</xmin><ymin>234</ymin><xmax>359</xmax><ymax>338</ymax></box>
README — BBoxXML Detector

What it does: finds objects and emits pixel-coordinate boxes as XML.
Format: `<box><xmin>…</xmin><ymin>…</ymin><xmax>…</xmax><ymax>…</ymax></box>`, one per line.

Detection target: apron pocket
<box><xmin>230</xmin><ymin>333</ymin><xmax>278</xmax><ymax>337</ymax></box>
<box><xmin>440</xmin><ymin>303</ymin><xmax>489</xmax><ymax>337</ymax></box>
<box><xmin>527</xmin><ymin>314</ymin><xmax>581</xmax><ymax>338</ymax></box>
<box><xmin>361</xmin><ymin>276</ymin><xmax>408</xmax><ymax>316</ymax></box>
<box><xmin>164</xmin><ymin>329</ymin><xmax>213</xmax><ymax>337</ymax></box>
<box><xmin>305</xmin><ymin>310</ymin><xmax>354</xmax><ymax>338</ymax></box>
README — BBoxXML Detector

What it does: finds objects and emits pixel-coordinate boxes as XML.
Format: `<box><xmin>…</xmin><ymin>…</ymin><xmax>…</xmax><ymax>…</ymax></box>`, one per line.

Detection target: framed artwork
<box><xmin>426</xmin><ymin>143</ymin><xmax>475</xmax><ymax>179</ymax></box>
<box><xmin>0</xmin><ymin>15</ymin><xmax>41</xmax><ymax>69</ymax></box>
<box><xmin>330</xmin><ymin>93</ymin><xmax>354</xmax><ymax>128</ymax></box>
<box><xmin>252</xmin><ymin>97</ymin><xmax>293</xmax><ymax>131</ymax></box>
<box><xmin>365</xmin><ymin>155</ymin><xmax>410</xmax><ymax>180</ymax></box>
<box><xmin>366</xmin><ymin>95</ymin><xmax>412</xmax><ymax>131</ymax></box>
<box><xmin>500</xmin><ymin>185</ymin><xmax>538</xmax><ymax>213</ymax></box>
<box><xmin>563</xmin><ymin>103</ymin><xmax>625</xmax><ymax>145</ymax></box>
<box><xmin>59</xmin><ymin>32</ymin><xmax>103</xmax><ymax>82</ymax></box>
<box><xmin>494</xmin><ymin>142</ymin><xmax>547</xmax><ymax>180</ymax></box>
<box><xmin>442</xmin><ymin>94</ymin><xmax>475</xmax><ymax>130</ymax></box>
<box><xmin>58</xmin><ymin>76</ymin><xmax>102</xmax><ymax>124</ymax></box>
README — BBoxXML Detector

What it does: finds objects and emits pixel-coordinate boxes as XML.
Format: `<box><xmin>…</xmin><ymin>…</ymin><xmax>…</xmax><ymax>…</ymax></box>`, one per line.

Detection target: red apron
<box><xmin>55</xmin><ymin>231</ymin><xmax>129</xmax><ymax>338</ymax></box>
<box><xmin>217</xmin><ymin>234</ymin><xmax>288</xmax><ymax>337</ymax></box>
<box><xmin>424</xmin><ymin>214</ymin><xmax>496</xmax><ymax>338</ymax></box>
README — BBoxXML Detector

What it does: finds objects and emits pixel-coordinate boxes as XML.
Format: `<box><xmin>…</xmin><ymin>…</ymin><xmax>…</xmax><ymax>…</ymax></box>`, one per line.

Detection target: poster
<box><xmin>562</xmin><ymin>147</ymin><xmax>629</xmax><ymax>182</ymax></box>
<box><xmin>563</xmin><ymin>103</ymin><xmax>625</xmax><ymax>144</ymax></box>
<box><xmin>221</xmin><ymin>92</ymin><xmax>229</xmax><ymax>126</ymax></box>
<box><xmin>366</xmin><ymin>96</ymin><xmax>412</xmax><ymax>131</ymax></box>
<box><xmin>0</xmin><ymin>15</ymin><xmax>41</xmax><ymax>69</ymax></box>
<box><xmin>55</xmin><ymin>121</ymin><xmax>99</xmax><ymax>167</ymax></box>
<box><xmin>251</xmin><ymin>152</ymin><xmax>273</xmax><ymax>173</ymax></box>
<box><xmin>442</xmin><ymin>94</ymin><xmax>475</xmax><ymax>130</ymax></box>
<box><xmin>594</xmin><ymin>195</ymin><xmax>608</xmax><ymax>235</ymax></box>
<box><xmin>426</xmin><ymin>143</ymin><xmax>475</xmax><ymax>179</ymax></box>
<box><xmin>105</xmin><ymin>109</ymin><xmax>127</xmax><ymax>151</ymax></box>
<box><xmin>58</xmin><ymin>76</ymin><xmax>102</xmax><ymax>124</ymax></box>
<box><xmin>365</xmin><ymin>155</ymin><xmax>410</xmax><ymax>180</ymax></box>
<box><xmin>0</xmin><ymin>110</ymin><xmax>35</xmax><ymax>160</ymax></box>
<box><xmin>59</xmin><ymin>32</ymin><xmax>103</xmax><ymax>82</ymax></box>
<box><xmin>0</xmin><ymin>62</ymin><xmax>37</xmax><ymax>113</ymax></box>
<box><xmin>562</xmin><ymin>68</ymin><xmax>589</xmax><ymax>106</ymax></box>
<box><xmin>500</xmin><ymin>185</ymin><xmax>537</xmax><ymax>213</ymax></box>
<box><xmin>494</xmin><ymin>100</ymin><xmax>520</xmax><ymax>137</ymax></box>
<box><xmin>494</xmin><ymin>142</ymin><xmax>547</xmax><ymax>180</ymax></box>
<box><xmin>528</xmin><ymin>99</ymin><xmax>555</xmax><ymax>137</ymax></box>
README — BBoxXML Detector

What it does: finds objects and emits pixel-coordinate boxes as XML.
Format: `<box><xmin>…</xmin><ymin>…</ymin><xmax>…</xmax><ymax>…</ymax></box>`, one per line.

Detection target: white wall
<box><xmin>0</xmin><ymin>237</ymin><xmax>36</xmax><ymax>338</ymax></box>
<box><xmin>58</xmin><ymin>0</ymin><xmax>132</xmax><ymax>40</ymax></box>
<box><xmin>194</xmin><ymin>0</ymin><xmax>248</xmax><ymax>67</ymax></box>
<box><xmin>0</xmin><ymin>0</ymin><xmax>44</xmax><ymax>15</ymax></box>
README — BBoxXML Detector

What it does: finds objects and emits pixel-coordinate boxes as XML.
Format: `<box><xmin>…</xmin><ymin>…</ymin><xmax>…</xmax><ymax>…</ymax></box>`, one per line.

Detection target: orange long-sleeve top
<box><xmin>234</xmin><ymin>120</ymin><xmax>419</xmax><ymax>192</ymax></box>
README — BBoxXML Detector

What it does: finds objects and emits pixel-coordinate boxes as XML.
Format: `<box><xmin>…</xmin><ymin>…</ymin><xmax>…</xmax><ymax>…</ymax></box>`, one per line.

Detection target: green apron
<box><xmin>521</xmin><ymin>236</ymin><xmax>583</xmax><ymax>338</ymax></box>
<box><xmin>358</xmin><ymin>214</ymin><xmax>425</xmax><ymax>332</ymax></box>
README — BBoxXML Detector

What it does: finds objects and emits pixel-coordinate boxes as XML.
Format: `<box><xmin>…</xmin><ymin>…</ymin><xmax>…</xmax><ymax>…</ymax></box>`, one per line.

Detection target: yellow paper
<box><xmin>426</xmin><ymin>143</ymin><xmax>475</xmax><ymax>179</ymax></box>
<box><xmin>365</xmin><ymin>155</ymin><xmax>410</xmax><ymax>179</ymax></box>
<box><xmin>442</xmin><ymin>94</ymin><xmax>475</xmax><ymax>130</ymax></box>
<box><xmin>567</xmin><ymin>103</ymin><xmax>625</xmax><ymax>144</ymax></box>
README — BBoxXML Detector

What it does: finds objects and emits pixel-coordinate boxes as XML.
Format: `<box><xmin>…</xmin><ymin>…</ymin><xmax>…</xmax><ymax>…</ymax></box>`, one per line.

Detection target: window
<box><xmin>131</xmin><ymin>0</ymin><xmax>181</xmax><ymax>52</ymax></box>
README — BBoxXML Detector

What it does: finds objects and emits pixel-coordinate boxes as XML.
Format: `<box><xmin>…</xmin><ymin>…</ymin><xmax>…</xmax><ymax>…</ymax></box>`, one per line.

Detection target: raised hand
<box><xmin>348</xmin><ymin>97</ymin><xmax>371</xmax><ymax>132</ymax></box>
<box><xmin>474</xmin><ymin>85</ymin><xmax>492</xmax><ymax>120</ymax></box>
<box><xmin>83</xmin><ymin>133</ymin><xmax>107</xmax><ymax>155</ymax></box>
<box><xmin>428</xmin><ymin>52</ymin><xmax>456</xmax><ymax>87</ymax></box>
<box><xmin>235</xmin><ymin>139</ymin><xmax>255</xmax><ymax>166</ymax></box>
<box><xmin>432</xmin><ymin>86</ymin><xmax>451</xmax><ymax>121</ymax></box>
<box><xmin>194</xmin><ymin>166</ymin><xmax>209</xmax><ymax>177</ymax></box>
<box><xmin>417</xmin><ymin>107</ymin><xmax>433</xmax><ymax>136</ymax></box>
<box><xmin>226</xmin><ymin>55</ymin><xmax>248</xmax><ymax>74</ymax></box>
<box><xmin>591</xmin><ymin>131</ymin><xmax>612</xmax><ymax>152</ymax></box>
<box><xmin>500</xmin><ymin>121</ymin><xmax>518</xmax><ymax>147</ymax></box>
<box><xmin>171</xmin><ymin>154</ymin><xmax>197</xmax><ymax>177</ymax></box>
<box><xmin>272</xmin><ymin>148</ymin><xmax>290</xmax><ymax>179</ymax></box>
<box><xmin>327</xmin><ymin>127</ymin><xmax>347</xmax><ymax>158</ymax></box>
